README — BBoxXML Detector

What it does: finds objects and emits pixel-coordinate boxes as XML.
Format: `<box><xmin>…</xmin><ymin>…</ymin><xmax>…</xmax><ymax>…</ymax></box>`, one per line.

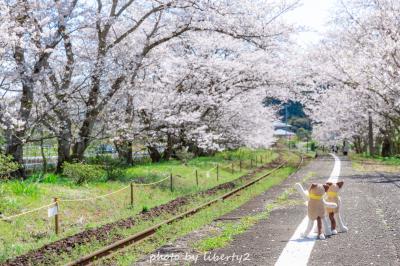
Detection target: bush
<box><xmin>62</xmin><ymin>162</ymin><xmax>105</xmax><ymax>185</ymax></box>
<box><xmin>86</xmin><ymin>155</ymin><xmax>126</xmax><ymax>181</ymax></box>
<box><xmin>175</xmin><ymin>147</ymin><xmax>195</xmax><ymax>164</ymax></box>
<box><xmin>310</xmin><ymin>142</ymin><xmax>316</xmax><ymax>151</ymax></box>
<box><xmin>0</xmin><ymin>154</ymin><xmax>20</xmax><ymax>180</ymax></box>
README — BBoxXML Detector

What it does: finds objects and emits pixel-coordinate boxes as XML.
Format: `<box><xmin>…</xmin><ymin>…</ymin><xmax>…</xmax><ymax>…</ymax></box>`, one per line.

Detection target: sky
<box><xmin>285</xmin><ymin>0</ymin><xmax>338</xmax><ymax>46</ymax></box>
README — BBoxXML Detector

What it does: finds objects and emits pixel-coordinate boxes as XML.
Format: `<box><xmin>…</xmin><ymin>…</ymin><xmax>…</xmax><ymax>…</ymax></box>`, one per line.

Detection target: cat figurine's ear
<box><xmin>337</xmin><ymin>181</ymin><xmax>344</xmax><ymax>189</ymax></box>
<box><xmin>310</xmin><ymin>183</ymin><xmax>317</xmax><ymax>189</ymax></box>
<box><xmin>323</xmin><ymin>184</ymin><xmax>330</xmax><ymax>192</ymax></box>
<box><xmin>326</xmin><ymin>182</ymin><xmax>333</xmax><ymax>186</ymax></box>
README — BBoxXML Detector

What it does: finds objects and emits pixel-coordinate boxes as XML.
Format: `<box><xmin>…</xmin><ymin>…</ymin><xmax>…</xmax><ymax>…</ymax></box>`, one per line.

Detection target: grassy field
<box><xmin>0</xmin><ymin>148</ymin><xmax>276</xmax><ymax>263</ymax></box>
<box><xmin>350</xmin><ymin>153</ymin><xmax>400</xmax><ymax>172</ymax></box>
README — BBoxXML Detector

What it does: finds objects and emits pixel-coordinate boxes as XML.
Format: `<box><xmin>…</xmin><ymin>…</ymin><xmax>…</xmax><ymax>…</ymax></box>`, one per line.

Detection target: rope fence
<box><xmin>0</xmin><ymin>202</ymin><xmax>56</xmax><ymax>221</ymax></box>
<box><xmin>60</xmin><ymin>185</ymin><xmax>131</xmax><ymax>203</ymax></box>
<box><xmin>0</xmin><ymin>153</ymin><xmax>272</xmax><ymax>235</ymax></box>
<box><xmin>0</xmin><ymin>176</ymin><xmax>170</xmax><ymax>221</ymax></box>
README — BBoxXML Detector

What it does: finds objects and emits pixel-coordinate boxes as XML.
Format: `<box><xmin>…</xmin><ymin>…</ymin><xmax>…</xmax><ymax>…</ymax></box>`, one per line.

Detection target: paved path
<box><xmin>195</xmin><ymin>155</ymin><xmax>400</xmax><ymax>266</ymax></box>
<box><xmin>308</xmin><ymin>158</ymin><xmax>400</xmax><ymax>266</ymax></box>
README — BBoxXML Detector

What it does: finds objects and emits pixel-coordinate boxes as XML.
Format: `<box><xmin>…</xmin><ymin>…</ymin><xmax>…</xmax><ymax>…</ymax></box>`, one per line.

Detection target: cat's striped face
<box><xmin>309</xmin><ymin>183</ymin><xmax>328</xmax><ymax>196</ymax></box>
<box><xmin>326</xmin><ymin>181</ymin><xmax>344</xmax><ymax>193</ymax></box>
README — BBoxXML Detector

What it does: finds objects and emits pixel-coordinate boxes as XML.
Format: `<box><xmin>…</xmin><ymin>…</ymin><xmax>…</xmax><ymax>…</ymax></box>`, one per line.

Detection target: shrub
<box><xmin>86</xmin><ymin>155</ymin><xmax>126</xmax><ymax>181</ymax></box>
<box><xmin>175</xmin><ymin>147</ymin><xmax>195</xmax><ymax>164</ymax></box>
<box><xmin>0</xmin><ymin>154</ymin><xmax>20</xmax><ymax>180</ymax></box>
<box><xmin>216</xmin><ymin>150</ymin><xmax>234</xmax><ymax>161</ymax></box>
<box><xmin>62</xmin><ymin>162</ymin><xmax>105</xmax><ymax>185</ymax></box>
<box><xmin>310</xmin><ymin>142</ymin><xmax>316</xmax><ymax>151</ymax></box>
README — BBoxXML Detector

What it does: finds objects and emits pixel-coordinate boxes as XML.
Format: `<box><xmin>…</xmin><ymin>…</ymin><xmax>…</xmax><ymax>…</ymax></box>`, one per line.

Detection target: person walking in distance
<box><xmin>343</xmin><ymin>141</ymin><xmax>349</xmax><ymax>156</ymax></box>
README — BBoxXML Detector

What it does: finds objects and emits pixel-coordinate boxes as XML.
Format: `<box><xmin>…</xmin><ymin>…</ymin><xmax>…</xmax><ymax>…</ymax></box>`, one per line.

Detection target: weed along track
<box><xmin>2</xmin><ymin>153</ymin><xmax>297</xmax><ymax>266</ymax></box>
<box><xmin>68</xmin><ymin>154</ymin><xmax>302</xmax><ymax>266</ymax></box>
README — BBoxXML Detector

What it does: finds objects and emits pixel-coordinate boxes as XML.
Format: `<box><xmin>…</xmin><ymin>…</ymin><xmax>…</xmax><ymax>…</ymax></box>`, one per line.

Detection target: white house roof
<box><xmin>273</xmin><ymin>121</ymin><xmax>292</xmax><ymax>128</ymax></box>
<box><xmin>273</xmin><ymin>129</ymin><xmax>296</xmax><ymax>136</ymax></box>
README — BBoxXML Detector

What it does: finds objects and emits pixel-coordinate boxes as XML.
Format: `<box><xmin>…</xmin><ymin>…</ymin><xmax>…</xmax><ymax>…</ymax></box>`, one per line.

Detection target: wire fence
<box><xmin>6</xmin><ymin>144</ymin><xmax>152</xmax><ymax>171</ymax></box>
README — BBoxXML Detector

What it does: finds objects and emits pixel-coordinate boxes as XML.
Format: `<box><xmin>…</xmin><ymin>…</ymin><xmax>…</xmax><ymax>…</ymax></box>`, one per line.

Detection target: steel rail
<box><xmin>67</xmin><ymin>154</ymin><xmax>303</xmax><ymax>266</ymax></box>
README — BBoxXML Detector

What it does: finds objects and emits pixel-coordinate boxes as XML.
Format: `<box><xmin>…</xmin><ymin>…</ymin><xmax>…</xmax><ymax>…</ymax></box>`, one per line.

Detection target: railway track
<box><xmin>67</xmin><ymin>153</ymin><xmax>304</xmax><ymax>266</ymax></box>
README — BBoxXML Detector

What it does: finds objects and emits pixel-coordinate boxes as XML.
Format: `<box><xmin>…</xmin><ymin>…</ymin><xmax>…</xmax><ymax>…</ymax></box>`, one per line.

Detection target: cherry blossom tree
<box><xmin>1</xmin><ymin>0</ymin><xmax>301</xmax><ymax>174</ymax></box>
<box><xmin>41</xmin><ymin>0</ymin><xmax>299</xmax><ymax>166</ymax></box>
<box><xmin>297</xmin><ymin>0</ymin><xmax>400</xmax><ymax>155</ymax></box>
<box><xmin>0</xmin><ymin>0</ymin><xmax>80</xmax><ymax>177</ymax></box>
<box><xmin>103</xmin><ymin>28</ymin><xmax>292</xmax><ymax>163</ymax></box>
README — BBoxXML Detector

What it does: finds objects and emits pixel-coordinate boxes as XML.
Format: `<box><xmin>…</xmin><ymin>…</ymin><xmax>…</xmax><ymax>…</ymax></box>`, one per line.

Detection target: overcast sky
<box><xmin>285</xmin><ymin>0</ymin><xmax>338</xmax><ymax>46</ymax></box>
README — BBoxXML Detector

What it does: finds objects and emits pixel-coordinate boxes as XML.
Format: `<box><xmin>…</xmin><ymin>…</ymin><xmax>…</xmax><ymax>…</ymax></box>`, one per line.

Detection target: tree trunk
<box><xmin>8</xmin><ymin>26</ymin><xmax>36</xmax><ymax>179</ymax></box>
<box><xmin>361</xmin><ymin>136</ymin><xmax>369</xmax><ymax>154</ymax></box>
<box><xmin>379</xmin><ymin>125</ymin><xmax>394</xmax><ymax>157</ymax></box>
<box><xmin>115</xmin><ymin>140</ymin><xmax>133</xmax><ymax>165</ymax></box>
<box><xmin>71</xmin><ymin>117</ymin><xmax>96</xmax><ymax>161</ymax></box>
<box><xmin>114</xmin><ymin>95</ymin><xmax>134</xmax><ymax>165</ymax></box>
<box><xmin>56</xmin><ymin>136</ymin><xmax>71</xmax><ymax>173</ymax></box>
<box><xmin>148</xmin><ymin>146</ymin><xmax>161</xmax><ymax>163</ymax></box>
<box><xmin>71</xmin><ymin>77</ymin><xmax>126</xmax><ymax>161</ymax></box>
<box><xmin>374</xmin><ymin>137</ymin><xmax>382</xmax><ymax>156</ymax></box>
<box><xmin>5</xmin><ymin>133</ymin><xmax>26</xmax><ymax>179</ymax></box>
<box><xmin>381</xmin><ymin>136</ymin><xmax>391</xmax><ymax>157</ymax></box>
<box><xmin>40</xmin><ymin>131</ymin><xmax>47</xmax><ymax>175</ymax></box>
<box><xmin>352</xmin><ymin>136</ymin><xmax>361</xmax><ymax>153</ymax></box>
<box><xmin>368</xmin><ymin>112</ymin><xmax>375</xmax><ymax>156</ymax></box>
<box><xmin>55</xmin><ymin>121</ymin><xmax>72</xmax><ymax>173</ymax></box>
<box><xmin>162</xmin><ymin>134</ymin><xmax>173</xmax><ymax>160</ymax></box>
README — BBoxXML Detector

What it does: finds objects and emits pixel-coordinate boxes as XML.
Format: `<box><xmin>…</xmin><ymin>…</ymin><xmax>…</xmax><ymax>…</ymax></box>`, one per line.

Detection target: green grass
<box><xmin>0</xmin><ymin>148</ymin><xmax>277</xmax><ymax>263</ymax></box>
<box><xmin>195</xmin><ymin>219</ymin><xmax>255</xmax><ymax>252</ymax></box>
<box><xmin>7</xmin><ymin>181</ymin><xmax>41</xmax><ymax>197</ymax></box>
<box><xmin>350</xmin><ymin>153</ymin><xmax>400</xmax><ymax>173</ymax></box>
<box><xmin>350</xmin><ymin>153</ymin><xmax>400</xmax><ymax>165</ymax></box>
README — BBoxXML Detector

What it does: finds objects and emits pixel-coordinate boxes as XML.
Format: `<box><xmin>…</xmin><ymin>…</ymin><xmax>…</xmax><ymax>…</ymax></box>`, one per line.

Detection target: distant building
<box><xmin>273</xmin><ymin>121</ymin><xmax>296</xmax><ymax>139</ymax></box>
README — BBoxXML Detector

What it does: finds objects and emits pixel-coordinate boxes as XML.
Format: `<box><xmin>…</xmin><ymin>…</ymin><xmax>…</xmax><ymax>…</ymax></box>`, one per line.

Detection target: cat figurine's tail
<box><xmin>295</xmin><ymin>183</ymin><xmax>309</xmax><ymax>202</ymax></box>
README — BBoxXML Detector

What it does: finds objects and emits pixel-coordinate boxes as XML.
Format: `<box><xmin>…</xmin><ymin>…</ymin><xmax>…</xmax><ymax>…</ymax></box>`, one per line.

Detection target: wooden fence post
<box><xmin>240</xmin><ymin>160</ymin><xmax>242</xmax><ymax>171</ymax></box>
<box><xmin>231</xmin><ymin>163</ymin><xmax>234</xmax><ymax>174</ymax></box>
<box><xmin>170</xmin><ymin>173</ymin><xmax>173</xmax><ymax>192</ymax></box>
<box><xmin>196</xmin><ymin>170</ymin><xmax>199</xmax><ymax>187</ymax></box>
<box><xmin>54</xmin><ymin>197</ymin><xmax>60</xmax><ymax>235</ymax></box>
<box><xmin>130</xmin><ymin>183</ymin><xmax>134</xmax><ymax>207</ymax></box>
<box><xmin>250</xmin><ymin>159</ymin><xmax>253</xmax><ymax>168</ymax></box>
